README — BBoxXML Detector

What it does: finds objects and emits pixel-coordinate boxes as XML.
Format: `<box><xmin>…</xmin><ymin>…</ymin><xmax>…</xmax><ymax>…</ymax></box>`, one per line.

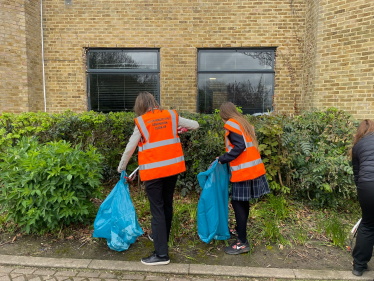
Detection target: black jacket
<box><xmin>352</xmin><ymin>134</ymin><xmax>374</xmax><ymax>185</ymax></box>
<box><xmin>218</xmin><ymin>132</ymin><xmax>245</xmax><ymax>164</ymax></box>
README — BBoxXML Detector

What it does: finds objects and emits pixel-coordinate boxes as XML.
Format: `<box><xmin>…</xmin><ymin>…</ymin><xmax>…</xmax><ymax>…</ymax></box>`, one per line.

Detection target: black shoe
<box><xmin>148</xmin><ymin>233</ymin><xmax>153</xmax><ymax>242</ymax></box>
<box><xmin>352</xmin><ymin>265</ymin><xmax>368</xmax><ymax>276</ymax></box>
<box><xmin>352</xmin><ymin>268</ymin><xmax>366</xmax><ymax>276</ymax></box>
<box><xmin>141</xmin><ymin>252</ymin><xmax>170</xmax><ymax>265</ymax></box>
<box><xmin>224</xmin><ymin>239</ymin><xmax>251</xmax><ymax>255</ymax></box>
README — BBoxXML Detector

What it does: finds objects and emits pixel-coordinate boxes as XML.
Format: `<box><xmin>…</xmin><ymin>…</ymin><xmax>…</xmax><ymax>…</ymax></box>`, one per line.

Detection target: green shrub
<box><xmin>0</xmin><ymin>108</ymin><xmax>358</xmax><ymax>206</ymax></box>
<box><xmin>0</xmin><ymin>137</ymin><xmax>103</xmax><ymax>234</ymax></box>
<box><xmin>278</xmin><ymin>108</ymin><xmax>357</xmax><ymax>206</ymax></box>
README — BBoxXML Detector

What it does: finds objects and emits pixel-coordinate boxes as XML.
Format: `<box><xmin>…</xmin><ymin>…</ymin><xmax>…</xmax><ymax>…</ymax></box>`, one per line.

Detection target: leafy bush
<box><xmin>0</xmin><ymin>108</ymin><xmax>358</xmax><ymax>206</ymax></box>
<box><xmin>0</xmin><ymin>111</ymin><xmax>136</xmax><ymax>181</ymax></box>
<box><xmin>279</xmin><ymin>108</ymin><xmax>357</xmax><ymax>206</ymax></box>
<box><xmin>0</xmin><ymin>137</ymin><xmax>103</xmax><ymax>234</ymax></box>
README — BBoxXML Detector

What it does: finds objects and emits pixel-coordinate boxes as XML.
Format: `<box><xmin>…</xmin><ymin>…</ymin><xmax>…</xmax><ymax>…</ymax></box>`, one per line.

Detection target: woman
<box><xmin>117</xmin><ymin>92</ymin><xmax>199</xmax><ymax>265</ymax></box>
<box><xmin>351</xmin><ymin>119</ymin><xmax>374</xmax><ymax>276</ymax></box>
<box><xmin>217</xmin><ymin>102</ymin><xmax>270</xmax><ymax>254</ymax></box>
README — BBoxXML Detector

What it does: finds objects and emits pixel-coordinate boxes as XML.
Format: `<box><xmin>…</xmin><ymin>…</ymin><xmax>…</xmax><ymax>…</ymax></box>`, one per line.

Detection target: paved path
<box><xmin>0</xmin><ymin>255</ymin><xmax>373</xmax><ymax>281</ymax></box>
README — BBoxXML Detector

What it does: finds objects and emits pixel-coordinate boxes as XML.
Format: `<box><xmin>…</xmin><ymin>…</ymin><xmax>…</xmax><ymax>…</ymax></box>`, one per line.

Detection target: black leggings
<box><xmin>145</xmin><ymin>174</ymin><xmax>178</xmax><ymax>256</ymax></box>
<box><xmin>231</xmin><ymin>200</ymin><xmax>250</xmax><ymax>243</ymax></box>
<box><xmin>352</xmin><ymin>181</ymin><xmax>374</xmax><ymax>270</ymax></box>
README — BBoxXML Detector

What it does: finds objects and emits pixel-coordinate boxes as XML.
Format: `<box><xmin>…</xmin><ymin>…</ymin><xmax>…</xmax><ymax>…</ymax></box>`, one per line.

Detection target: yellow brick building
<box><xmin>0</xmin><ymin>0</ymin><xmax>373</xmax><ymax>119</ymax></box>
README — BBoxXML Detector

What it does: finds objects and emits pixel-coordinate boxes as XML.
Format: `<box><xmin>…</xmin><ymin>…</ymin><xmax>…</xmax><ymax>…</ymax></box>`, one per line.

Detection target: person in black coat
<box><xmin>351</xmin><ymin>119</ymin><xmax>374</xmax><ymax>276</ymax></box>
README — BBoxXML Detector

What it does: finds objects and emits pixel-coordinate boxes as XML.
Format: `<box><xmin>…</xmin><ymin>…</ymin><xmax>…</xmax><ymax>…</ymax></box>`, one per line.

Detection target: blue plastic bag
<box><xmin>197</xmin><ymin>160</ymin><xmax>230</xmax><ymax>243</ymax></box>
<box><xmin>93</xmin><ymin>171</ymin><xmax>143</xmax><ymax>251</ymax></box>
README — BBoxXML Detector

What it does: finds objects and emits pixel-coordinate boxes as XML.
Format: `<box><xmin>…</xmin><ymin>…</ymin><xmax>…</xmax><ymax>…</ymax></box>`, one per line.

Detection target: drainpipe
<box><xmin>41</xmin><ymin>0</ymin><xmax>47</xmax><ymax>112</ymax></box>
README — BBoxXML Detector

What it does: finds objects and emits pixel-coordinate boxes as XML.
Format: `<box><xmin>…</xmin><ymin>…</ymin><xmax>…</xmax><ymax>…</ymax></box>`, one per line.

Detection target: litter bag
<box><xmin>93</xmin><ymin>171</ymin><xmax>143</xmax><ymax>251</ymax></box>
<box><xmin>197</xmin><ymin>160</ymin><xmax>230</xmax><ymax>243</ymax></box>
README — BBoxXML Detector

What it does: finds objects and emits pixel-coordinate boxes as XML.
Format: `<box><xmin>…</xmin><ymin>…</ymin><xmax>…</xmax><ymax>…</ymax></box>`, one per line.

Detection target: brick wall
<box><xmin>311</xmin><ymin>0</ymin><xmax>374</xmax><ymax>119</ymax></box>
<box><xmin>0</xmin><ymin>0</ymin><xmax>29</xmax><ymax>114</ymax></box>
<box><xmin>25</xmin><ymin>0</ymin><xmax>44</xmax><ymax>112</ymax></box>
<box><xmin>3</xmin><ymin>0</ymin><xmax>372</xmax><ymax>119</ymax></box>
<box><xmin>302</xmin><ymin>0</ymin><xmax>319</xmax><ymax>111</ymax></box>
<box><xmin>37</xmin><ymin>0</ymin><xmax>305</xmax><ymax>114</ymax></box>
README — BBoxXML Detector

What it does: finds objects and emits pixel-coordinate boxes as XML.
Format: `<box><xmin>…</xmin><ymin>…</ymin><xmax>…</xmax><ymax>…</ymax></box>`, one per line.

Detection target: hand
<box><xmin>124</xmin><ymin>174</ymin><xmax>135</xmax><ymax>183</ymax></box>
<box><xmin>177</xmin><ymin>127</ymin><xmax>188</xmax><ymax>134</ymax></box>
<box><xmin>216</xmin><ymin>157</ymin><xmax>221</xmax><ymax>164</ymax></box>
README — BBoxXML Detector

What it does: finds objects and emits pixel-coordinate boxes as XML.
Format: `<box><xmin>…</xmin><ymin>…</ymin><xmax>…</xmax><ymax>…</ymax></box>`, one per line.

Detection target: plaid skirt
<box><xmin>231</xmin><ymin>174</ymin><xmax>270</xmax><ymax>201</ymax></box>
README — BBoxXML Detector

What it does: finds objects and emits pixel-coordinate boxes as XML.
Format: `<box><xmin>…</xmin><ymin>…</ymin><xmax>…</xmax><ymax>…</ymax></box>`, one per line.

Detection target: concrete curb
<box><xmin>0</xmin><ymin>254</ymin><xmax>373</xmax><ymax>280</ymax></box>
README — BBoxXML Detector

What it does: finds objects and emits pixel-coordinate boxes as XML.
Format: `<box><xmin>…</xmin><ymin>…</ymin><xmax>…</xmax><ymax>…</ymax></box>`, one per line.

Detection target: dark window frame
<box><xmin>197</xmin><ymin>48</ymin><xmax>276</xmax><ymax>114</ymax></box>
<box><xmin>86</xmin><ymin>48</ymin><xmax>160</xmax><ymax>111</ymax></box>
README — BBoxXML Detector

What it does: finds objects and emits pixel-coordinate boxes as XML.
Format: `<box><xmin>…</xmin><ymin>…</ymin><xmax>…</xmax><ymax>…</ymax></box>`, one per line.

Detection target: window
<box><xmin>197</xmin><ymin>49</ymin><xmax>275</xmax><ymax>115</ymax></box>
<box><xmin>87</xmin><ymin>49</ymin><xmax>160</xmax><ymax>112</ymax></box>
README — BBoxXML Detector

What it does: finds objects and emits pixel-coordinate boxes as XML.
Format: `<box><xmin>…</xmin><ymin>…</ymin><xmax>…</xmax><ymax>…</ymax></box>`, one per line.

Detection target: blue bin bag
<box><xmin>93</xmin><ymin>171</ymin><xmax>143</xmax><ymax>251</ymax></box>
<box><xmin>197</xmin><ymin>160</ymin><xmax>230</xmax><ymax>243</ymax></box>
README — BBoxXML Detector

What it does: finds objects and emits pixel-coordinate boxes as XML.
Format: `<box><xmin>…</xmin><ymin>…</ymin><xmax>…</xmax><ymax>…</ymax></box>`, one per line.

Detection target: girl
<box><xmin>117</xmin><ymin>92</ymin><xmax>199</xmax><ymax>265</ymax></box>
<box><xmin>217</xmin><ymin>102</ymin><xmax>270</xmax><ymax>255</ymax></box>
<box><xmin>351</xmin><ymin>119</ymin><xmax>374</xmax><ymax>276</ymax></box>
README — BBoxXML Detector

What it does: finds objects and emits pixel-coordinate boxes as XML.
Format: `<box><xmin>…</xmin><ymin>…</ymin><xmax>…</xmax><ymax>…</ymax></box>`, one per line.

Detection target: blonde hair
<box><xmin>133</xmin><ymin>92</ymin><xmax>162</xmax><ymax>116</ymax></box>
<box><xmin>219</xmin><ymin>102</ymin><xmax>259</xmax><ymax>150</ymax></box>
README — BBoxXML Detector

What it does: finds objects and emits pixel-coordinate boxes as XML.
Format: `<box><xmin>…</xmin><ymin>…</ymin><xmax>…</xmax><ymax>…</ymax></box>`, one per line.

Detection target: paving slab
<box><xmin>294</xmin><ymin>269</ymin><xmax>374</xmax><ymax>280</ymax></box>
<box><xmin>12</xmin><ymin>276</ymin><xmax>26</xmax><ymax>281</ymax></box>
<box><xmin>89</xmin><ymin>260</ymin><xmax>189</xmax><ymax>274</ymax></box>
<box><xmin>189</xmin><ymin>264</ymin><xmax>295</xmax><ymax>279</ymax></box>
<box><xmin>77</xmin><ymin>272</ymin><xmax>100</xmax><ymax>278</ymax></box>
<box><xmin>121</xmin><ymin>274</ymin><xmax>145</xmax><ymax>280</ymax></box>
<box><xmin>33</xmin><ymin>270</ymin><xmax>57</xmax><ymax>276</ymax></box>
<box><xmin>54</xmin><ymin>270</ymin><xmax>78</xmax><ymax>277</ymax></box>
<box><xmin>145</xmin><ymin>276</ymin><xmax>168</xmax><ymax>281</ymax></box>
<box><xmin>0</xmin><ymin>266</ymin><xmax>14</xmax><ymax>274</ymax></box>
<box><xmin>55</xmin><ymin>277</ymin><xmax>71</xmax><ymax>281</ymax></box>
<box><xmin>99</xmin><ymin>273</ymin><xmax>118</xmax><ymax>278</ymax></box>
<box><xmin>0</xmin><ymin>255</ymin><xmax>91</xmax><ymax>269</ymax></box>
<box><xmin>13</xmin><ymin>268</ymin><xmax>36</xmax><ymax>274</ymax></box>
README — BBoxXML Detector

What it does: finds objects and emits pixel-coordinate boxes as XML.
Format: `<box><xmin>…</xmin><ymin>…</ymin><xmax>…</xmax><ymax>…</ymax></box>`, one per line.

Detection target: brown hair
<box><xmin>133</xmin><ymin>92</ymin><xmax>162</xmax><ymax>116</ymax></box>
<box><xmin>349</xmin><ymin>119</ymin><xmax>374</xmax><ymax>158</ymax></box>
<box><xmin>353</xmin><ymin>119</ymin><xmax>374</xmax><ymax>146</ymax></box>
<box><xmin>219</xmin><ymin>102</ymin><xmax>259</xmax><ymax>150</ymax></box>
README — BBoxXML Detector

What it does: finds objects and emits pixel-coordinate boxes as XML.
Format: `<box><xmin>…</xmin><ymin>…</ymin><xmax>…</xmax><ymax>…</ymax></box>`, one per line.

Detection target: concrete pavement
<box><xmin>0</xmin><ymin>255</ymin><xmax>373</xmax><ymax>281</ymax></box>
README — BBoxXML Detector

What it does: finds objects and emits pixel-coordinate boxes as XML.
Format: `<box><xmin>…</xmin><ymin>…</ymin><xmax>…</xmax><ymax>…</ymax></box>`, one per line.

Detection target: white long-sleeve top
<box><xmin>117</xmin><ymin>116</ymin><xmax>199</xmax><ymax>173</ymax></box>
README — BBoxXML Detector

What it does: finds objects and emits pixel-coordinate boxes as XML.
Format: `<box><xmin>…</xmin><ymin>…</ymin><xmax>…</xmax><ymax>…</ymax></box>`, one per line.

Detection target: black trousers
<box><xmin>145</xmin><ymin>174</ymin><xmax>178</xmax><ymax>256</ymax></box>
<box><xmin>231</xmin><ymin>200</ymin><xmax>250</xmax><ymax>243</ymax></box>
<box><xmin>352</xmin><ymin>181</ymin><xmax>374</xmax><ymax>270</ymax></box>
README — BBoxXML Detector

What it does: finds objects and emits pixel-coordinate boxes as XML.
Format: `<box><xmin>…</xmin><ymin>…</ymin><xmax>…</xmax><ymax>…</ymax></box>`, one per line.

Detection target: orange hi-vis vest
<box><xmin>134</xmin><ymin>109</ymin><xmax>186</xmax><ymax>181</ymax></box>
<box><xmin>224</xmin><ymin>118</ymin><xmax>266</xmax><ymax>182</ymax></box>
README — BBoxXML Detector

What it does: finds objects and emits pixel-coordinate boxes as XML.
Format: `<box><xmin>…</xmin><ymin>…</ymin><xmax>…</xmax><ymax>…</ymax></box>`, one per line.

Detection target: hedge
<box><xmin>0</xmin><ymin>108</ymin><xmax>358</xmax><ymax>207</ymax></box>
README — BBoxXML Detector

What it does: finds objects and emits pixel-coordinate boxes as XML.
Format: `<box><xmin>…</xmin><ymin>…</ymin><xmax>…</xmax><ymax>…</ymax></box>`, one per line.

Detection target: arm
<box><xmin>218</xmin><ymin>132</ymin><xmax>246</xmax><ymax>164</ymax></box>
<box><xmin>117</xmin><ymin>126</ymin><xmax>141</xmax><ymax>173</ymax></box>
<box><xmin>178</xmin><ymin>116</ymin><xmax>199</xmax><ymax>130</ymax></box>
<box><xmin>352</xmin><ymin>146</ymin><xmax>360</xmax><ymax>185</ymax></box>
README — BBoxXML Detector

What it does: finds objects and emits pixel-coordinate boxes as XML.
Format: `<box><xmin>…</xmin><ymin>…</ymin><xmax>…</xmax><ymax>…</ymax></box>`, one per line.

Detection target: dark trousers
<box><xmin>231</xmin><ymin>200</ymin><xmax>250</xmax><ymax>243</ymax></box>
<box><xmin>145</xmin><ymin>174</ymin><xmax>178</xmax><ymax>256</ymax></box>
<box><xmin>352</xmin><ymin>181</ymin><xmax>374</xmax><ymax>270</ymax></box>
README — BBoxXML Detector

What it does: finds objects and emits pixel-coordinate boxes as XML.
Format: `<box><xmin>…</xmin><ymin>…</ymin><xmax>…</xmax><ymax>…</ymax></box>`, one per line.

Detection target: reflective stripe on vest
<box><xmin>230</xmin><ymin>158</ymin><xmax>263</xmax><ymax>171</ymax></box>
<box><xmin>169</xmin><ymin>110</ymin><xmax>178</xmax><ymax>138</ymax></box>
<box><xmin>136</xmin><ymin>115</ymin><xmax>150</xmax><ymax>141</ymax></box>
<box><xmin>139</xmin><ymin>137</ymin><xmax>181</xmax><ymax>152</ymax></box>
<box><xmin>225</xmin><ymin>130</ymin><xmax>234</xmax><ymax>152</ymax></box>
<box><xmin>139</xmin><ymin>156</ymin><xmax>185</xmax><ymax>170</ymax></box>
